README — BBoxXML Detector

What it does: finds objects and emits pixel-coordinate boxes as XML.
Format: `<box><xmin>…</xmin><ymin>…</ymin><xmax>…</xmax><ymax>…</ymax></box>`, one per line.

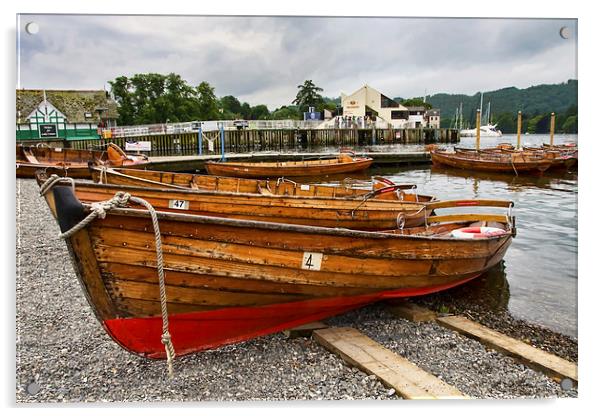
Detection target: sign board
<box><xmin>303</xmin><ymin>111</ymin><xmax>322</xmax><ymax>121</ymax></box>
<box><xmin>125</xmin><ymin>141</ymin><xmax>152</xmax><ymax>152</ymax></box>
<box><xmin>39</xmin><ymin>124</ymin><xmax>58</xmax><ymax>138</ymax></box>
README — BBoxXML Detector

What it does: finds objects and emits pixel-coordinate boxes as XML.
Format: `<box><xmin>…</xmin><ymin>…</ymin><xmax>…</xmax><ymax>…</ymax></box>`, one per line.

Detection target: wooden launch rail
<box><xmin>436</xmin><ymin>315</ymin><xmax>578</xmax><ymax>384</ymax></box>
<box><xmin>313</xmin><ymin>327</ymin><xmax>468</xmax><ymax>399</ymax></box>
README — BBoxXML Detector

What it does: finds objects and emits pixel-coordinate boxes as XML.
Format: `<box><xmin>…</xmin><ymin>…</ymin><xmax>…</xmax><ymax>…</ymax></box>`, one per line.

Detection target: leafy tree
<box><xmin>221</xmin><ymin>95</ymin><xmax>243</xmax><ymax>118</ymax></box>
<box><xmin>293</xmin><ymin>80</ymin><xmax>324</xmax><ymax>111</ymax></box>
<box><xmin>109</xmin><ymin>76</ymin><xmax>135</xmax><ymax>125</ymax></box>
<box><xmin>562</xmin><ymin>115</ymin><xmax>577</xmax><ymax>133</ymax></box>
<box><xmin>196</xmin><ymin>81</ymin><xmax>221</xmax><ymax>120</ymax></box>
<box><xmin>250</xmin><ymin>105</ymin><xmax>270</xmax><ymax>120</ymax></box>
<box><xmin>109</xmin><ymin>73</ymin><xmax>207</xmax><ymax>124</ymax></box>
<box><xmin>401</xmin><ymin>98</ymin><xmax>432</xmax><ymax>109</ymax></box>
<box><xmin>271</xmin><ymin>105</ymin><xmax>301</xmax><ymax>120</ymax></box>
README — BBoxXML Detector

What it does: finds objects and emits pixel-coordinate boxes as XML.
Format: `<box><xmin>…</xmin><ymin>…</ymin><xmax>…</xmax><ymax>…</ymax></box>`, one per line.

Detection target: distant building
<box><xmin>17</xmin><ymin>89</ymin><xmax>118</xmax><ymax>126</ymax></box>
<box><xmin>16</xmin><ymin>89</ymin><xmax>119</xmax><ymax>141</ymax></box>
<box><xmin>425</xmin><ymin>108</ymin><xmax>441</xmax><ymax>128</ymax></box>
<box><xmin>405</xmin><ymin>106</ymin><xmax>427</xmax><ymax>128</ymax></box>
<box><xmin>340</xmin><ymin>84</ymin><xmax>408</xmax><ymax>127</ymax></box>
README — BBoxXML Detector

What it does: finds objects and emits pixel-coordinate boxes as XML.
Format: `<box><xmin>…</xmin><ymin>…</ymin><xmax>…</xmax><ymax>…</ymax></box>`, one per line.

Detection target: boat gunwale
<box><xmin>431</xmin><ymin>150</ymin><xmax>553</xmax><ymax>167</ymax></box>
<box><xmin>72</xmin><ymin>194</ymin><xmax>514</xmax><ymax>243</ymax></box>
<box><xmin>89</xmin><ymin>168</ymin><xmax>435</xmax><ymax>205</ymax></box>
<box><xmin>204</xmin><ymin>156</ymin><xmax>373</xmax><ymax>169</ymax></box>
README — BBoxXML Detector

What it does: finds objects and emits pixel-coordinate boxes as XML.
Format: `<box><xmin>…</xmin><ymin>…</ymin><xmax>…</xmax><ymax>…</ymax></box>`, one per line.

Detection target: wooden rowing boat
<box><xmin>429</xmin><ymin>147</ymin><xmax>553</xmax><ymax>174</ymax></box>
<box><xmin>81</xmin><ymin>168</ymin><xmax>436</xmax><ymax>229</ymax></box>
<box><xmin>37</xmin><ymin>175</ymin><xmax>515</xmax><ymax>358</ymax></box>
<box><xmin>523</xmin><ymin>145</ymin><xmax>578</xmax><ymax>170</ymax></box>
<box><xmin>204</xmin><ymin>153</ymin><xmax>373</xmax><ymax>178</ymax></box>
<box><xmin>91</xmin><ymin>166</ymin><xmax>432</xmax><ymax>201</ymax></box>
<box><xmin>454</xmin><ymin>143</ymin><xmax>577</xmax><ymax>170</ymax></box>
<box><xmin>16</xmin><ymin>143</ymin><xmax>148</xmax><ymax>178</ymax></box>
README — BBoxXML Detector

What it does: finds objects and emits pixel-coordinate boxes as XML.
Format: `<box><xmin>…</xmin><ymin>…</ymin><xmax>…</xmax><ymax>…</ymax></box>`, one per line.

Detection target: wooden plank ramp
<box><xmin>284</xmin><ymin>321</ymin><xmax>328</xmax><ymax>338</ymax></box>
<box><xmin>386</xmin><ymin>300</ymin><xmax>436</xmax><ymax>322</ymax></box>
<box><xmin>436</xmin><ymin>315</ymin><xmax>577</xmax><ymax>384</ymax></box>
<box><xmin>313</xmin><ymin>327</ymin><xmax>468</xmax><ymax>399</ymax></box>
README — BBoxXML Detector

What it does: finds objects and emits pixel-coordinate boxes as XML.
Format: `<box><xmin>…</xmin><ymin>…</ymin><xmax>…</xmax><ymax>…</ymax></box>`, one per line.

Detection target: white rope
<box><xmin>58</xmin><ymin>192</ymin><xmax>131</xmax><ymax>239</ymax></box>
<box><xmin>54</xmin><ymin>188</ymin><xmax>176</xmax><ymax>377</ymax></box>
<box><xmin>127</xmin><ymin>196</ymin><xmax>176</xmax><ymax>377</ymax></box>
<box><xmin>39</xmin><ymin>174</ymin><xmax>75</xmax><ymax>196</ymax></box>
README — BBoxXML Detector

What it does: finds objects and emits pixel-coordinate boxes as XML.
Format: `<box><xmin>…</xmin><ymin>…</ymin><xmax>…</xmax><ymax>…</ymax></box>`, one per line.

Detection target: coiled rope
<box><xmin>41</xmin><ymin>175</ymin><xmax>176</xmax><ymax>377</ymax></box>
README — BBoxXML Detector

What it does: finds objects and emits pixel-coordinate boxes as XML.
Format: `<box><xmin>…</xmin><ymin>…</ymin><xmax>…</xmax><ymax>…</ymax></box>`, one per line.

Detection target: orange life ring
<box><xmin>451</xmin><ymin>226</ymin><xmax>507</xmax><ymax>239</ymax></box>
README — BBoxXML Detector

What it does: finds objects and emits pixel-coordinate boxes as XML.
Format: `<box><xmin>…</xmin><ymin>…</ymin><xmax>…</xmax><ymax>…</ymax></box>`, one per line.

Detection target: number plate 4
<box><xmin>301</xmin><ymin>252</ymin><xmax>323</xmax><ymax>271</ymax></box>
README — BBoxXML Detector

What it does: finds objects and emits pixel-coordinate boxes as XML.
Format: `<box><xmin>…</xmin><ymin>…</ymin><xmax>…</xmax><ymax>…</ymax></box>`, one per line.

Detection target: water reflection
<box><xmin>429</xmin><ymin>165</ymin><xmax>578</xmax><ymax>191</ymax></box>
<box><xmin>438</xmin><ymin>262</ymin><xmax>511</xmax><ymax>312</ymax></box>
<box><xmin>323</xmin><ymin>157</ymin><xmax>576</xmax><ymax>336</ymax></box>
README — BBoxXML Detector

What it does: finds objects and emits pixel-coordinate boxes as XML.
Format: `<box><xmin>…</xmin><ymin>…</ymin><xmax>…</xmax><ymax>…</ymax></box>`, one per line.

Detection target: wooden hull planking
<box><xmin>430</xmin><ymin>150</ymin><xmax>553</xmax><ymax>174</ymax></box>
<box><xmin>42</xmin><ymin>184</ymin><xmax>514</xmax><ymax>358</ymax></box>
<box><xmin>62</xmin><ymin>178</ymin><xmax>434</xmax><ymax>230</ymax></box>
<box><xmin>92</xmin><ymin>166</ymin><xmax>434</xmax><ymax>203</ymax></box>
<box><xmin>16</xmin><ymin>144</ymin><xmax>148</xmax><ymax>179</ymax></box>
<box><xmin>205</xmin><ymin>156</ymin><xmax>373</xmax><ymax>178</ymax></box>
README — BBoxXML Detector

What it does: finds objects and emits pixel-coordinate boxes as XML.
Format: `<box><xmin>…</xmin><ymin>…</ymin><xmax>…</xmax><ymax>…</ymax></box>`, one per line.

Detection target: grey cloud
<box><xmin>18</xmin><ymin>15</ymin><xmax>577</xmax><ymax>109</ymax></box>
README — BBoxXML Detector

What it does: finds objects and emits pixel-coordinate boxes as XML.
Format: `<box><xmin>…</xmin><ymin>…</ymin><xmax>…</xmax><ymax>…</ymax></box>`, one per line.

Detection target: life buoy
<box><xmin>451</xmin><ymin>226</ymin><xmax>507</xmax><ymax>239</ymax></box>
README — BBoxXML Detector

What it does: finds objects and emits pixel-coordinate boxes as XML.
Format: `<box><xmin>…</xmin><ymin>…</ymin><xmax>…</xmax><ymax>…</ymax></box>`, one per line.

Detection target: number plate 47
<box><xmin>168</xmin><ymin>199</ymin><xmax>190</xmax><ymax>210</ymax></box>
<box><xmin>301</xmin><ymin>252</ymin><xmax>323</xmax><ymax>271</ymax></box>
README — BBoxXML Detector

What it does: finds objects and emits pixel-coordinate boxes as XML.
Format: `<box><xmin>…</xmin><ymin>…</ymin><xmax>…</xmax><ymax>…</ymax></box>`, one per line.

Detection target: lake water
<box><xmin>317</xmin><ymin>134</ymin><xmax>578</xmax><ymax>337</ymax></box>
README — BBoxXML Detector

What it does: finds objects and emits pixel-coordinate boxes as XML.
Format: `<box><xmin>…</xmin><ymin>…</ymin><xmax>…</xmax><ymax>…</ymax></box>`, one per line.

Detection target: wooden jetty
<box><xmin>57</xmin><ymin>127</ymin><xmax>458</xmax><ymax>157</ymax></box>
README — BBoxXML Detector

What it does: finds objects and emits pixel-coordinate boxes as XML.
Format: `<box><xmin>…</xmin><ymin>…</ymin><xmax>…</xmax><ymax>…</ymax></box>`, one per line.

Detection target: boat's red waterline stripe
<box><xmin>104</xmin><ymin>276</ymin><xmax>479</xmax><ymax>358</ymax></box>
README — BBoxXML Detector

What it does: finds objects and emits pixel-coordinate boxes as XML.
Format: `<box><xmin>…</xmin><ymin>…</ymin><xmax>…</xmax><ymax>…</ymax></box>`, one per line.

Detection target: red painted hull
<box><xmin>104</xmin><ymin>275</ymin><xmax>479</xmax><ymax>358</ymax></box>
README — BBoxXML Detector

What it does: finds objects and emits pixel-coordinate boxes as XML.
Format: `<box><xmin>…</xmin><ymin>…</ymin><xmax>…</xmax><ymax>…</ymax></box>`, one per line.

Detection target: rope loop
<box><xmin>52</xmin><ymin>189</ymin><xmax>177</xmax><ymax>377</ymax></box>
<box><xmin>39</xmin><ymin>174</ymin><xmax>75</xmax><ymax>196</ymax></box>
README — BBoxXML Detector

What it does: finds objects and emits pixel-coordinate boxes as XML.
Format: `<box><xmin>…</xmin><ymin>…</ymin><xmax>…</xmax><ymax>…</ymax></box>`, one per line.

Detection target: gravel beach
<box><xmin>16</xmin><ymin>178</ymin><xmax>577</xmax><ymax>402</ymax></box>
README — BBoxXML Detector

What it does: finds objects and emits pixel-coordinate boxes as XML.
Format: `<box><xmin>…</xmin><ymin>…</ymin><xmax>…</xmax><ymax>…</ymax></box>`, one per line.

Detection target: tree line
<box><xmin>109</xmin><ymin>73</ymin><xmax>577</xmax><ymax>133</ymax></box>
<box><xmin>109</xmin><ymin>74</ymin><xmax>335</xmax><ymax>125</ymax></box>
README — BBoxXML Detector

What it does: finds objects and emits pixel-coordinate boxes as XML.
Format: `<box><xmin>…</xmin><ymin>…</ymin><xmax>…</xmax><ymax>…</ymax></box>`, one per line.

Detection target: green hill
<box><xmin>422</xmin><ymin>79</ymin><xmax>577</xmax><ymax>122</ymax></box>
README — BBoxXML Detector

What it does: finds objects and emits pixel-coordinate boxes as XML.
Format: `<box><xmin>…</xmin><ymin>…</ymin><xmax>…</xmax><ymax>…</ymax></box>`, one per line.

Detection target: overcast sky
<box><xmin>17</xmin><ymin>15</ymin><xmax>577</xmax><ymax>110</ymax></box>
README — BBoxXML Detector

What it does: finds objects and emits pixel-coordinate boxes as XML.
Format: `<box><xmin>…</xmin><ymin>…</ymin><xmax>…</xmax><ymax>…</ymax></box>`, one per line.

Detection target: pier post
<box><xmin>476</xmin><ymin>109</ymin><xmax>481</xmax><ymax>150</ymax></box>
<box><xmin>198</xmin><ymin>123</ymin><xmax>203</xmax><ymax>155</ymax></box>
<box><xmin>550</xmin><ymin>112</ymin><xmax>555</xmax><ymax>146</ymax></box>
<box><xmin>220</xmin><ymin>122</ymin><xmax>226</xmax><ymax>161</ymax></box>
<box><xmin>517</xmin><ymin>111</ymin><xmax>522</xmax><ymax>149</ymax></box>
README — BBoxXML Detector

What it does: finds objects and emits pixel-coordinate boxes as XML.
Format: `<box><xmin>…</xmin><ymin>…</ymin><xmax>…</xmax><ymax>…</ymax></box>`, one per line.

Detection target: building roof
<box><xmin>342</xmin><ymin>84</ymin><xmax>408</xmax><ymax>111</ymax></box>
<box><xmin>16</xmin><ymin>89</ymin><xmax>119</xmax><ymax>123</ymax></box>
<box><xmin>425</xmin><ymin>109</ymin><xmax>440</xmax><ymax>116</ymax></box>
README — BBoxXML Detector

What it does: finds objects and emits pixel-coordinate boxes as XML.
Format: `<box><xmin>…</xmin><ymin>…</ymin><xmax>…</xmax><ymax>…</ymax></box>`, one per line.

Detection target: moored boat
<box><xmin>91</xmin><ymin>166</ymin><xmax>431</xmax><ymax>202</ymax></box>
<box><xmin>16</xmin><ymin>143</ymin><xmax>148</xmax><ymax>178</ymax></box>
<box><xmin>466</xmin><ymin>144</ymin><xmax>578</xmax><ymax>171</ymax></box>
<box><xmin>37</xmin><ymin>175</ymin><xmax>515</xmax><ymax>358</ymax></box>
<box><xmin>429</xmin><ymin>147</ymin><xmax>553</xmax><ymax>174</ymax></box>
<box><xmin>204</xmin><ymin>153</ymin><xmax>373</xmax><ymax>178</ymax></box>
<box><xmin>73</xmin><ymin>169</ymin><xmax>436</xmax><ymax>230</ymax></box>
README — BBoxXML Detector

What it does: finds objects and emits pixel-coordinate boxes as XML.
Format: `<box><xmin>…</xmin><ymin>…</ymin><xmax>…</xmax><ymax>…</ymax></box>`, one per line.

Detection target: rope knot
<box><xmin>161</xmin><ymin>333</ymin><xmax>172</xmax><ymax>345</ymax></box>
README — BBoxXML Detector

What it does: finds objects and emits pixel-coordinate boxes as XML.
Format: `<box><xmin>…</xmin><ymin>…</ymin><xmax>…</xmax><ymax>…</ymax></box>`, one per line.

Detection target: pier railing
<box><xmin>59</xmin><ymin>127</ymin><xmax>458</xmax><ymax>156</ymax></box>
